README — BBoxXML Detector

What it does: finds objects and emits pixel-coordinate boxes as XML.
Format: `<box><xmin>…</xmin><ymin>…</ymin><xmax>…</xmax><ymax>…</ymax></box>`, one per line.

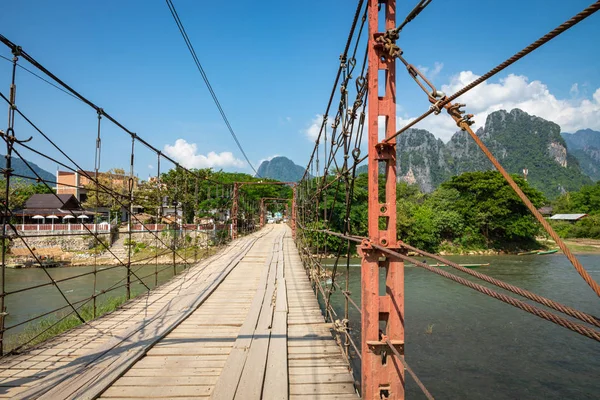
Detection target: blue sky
<box><xmin>1</xmin><ymin>0</ymin><xmax>599</xmax><ymax>179</ymax></box>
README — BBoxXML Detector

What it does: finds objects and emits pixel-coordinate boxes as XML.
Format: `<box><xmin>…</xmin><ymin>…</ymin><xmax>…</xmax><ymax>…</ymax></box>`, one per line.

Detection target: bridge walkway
<box><xmin>0</xmin><ymin>225</ymin><xmax>357</xmax><ymax>399</ymax></box>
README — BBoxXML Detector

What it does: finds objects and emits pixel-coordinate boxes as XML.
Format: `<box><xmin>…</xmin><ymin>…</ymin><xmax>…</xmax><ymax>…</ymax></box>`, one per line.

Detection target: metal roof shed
<box><xmin>549</xmin><ymin>214</ymin><xmax>588</xmax><ymax>221</ymax></box>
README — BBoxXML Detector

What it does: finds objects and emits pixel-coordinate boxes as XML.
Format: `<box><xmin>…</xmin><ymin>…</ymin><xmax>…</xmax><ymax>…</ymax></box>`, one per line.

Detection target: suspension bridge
<box><xmin>0</xmin><ymin>0</ymin><xmax>599</xmax><ymax>399</ymax></box>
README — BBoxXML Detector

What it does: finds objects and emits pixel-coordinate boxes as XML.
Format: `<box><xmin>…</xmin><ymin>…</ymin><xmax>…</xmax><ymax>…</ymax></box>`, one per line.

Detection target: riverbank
<box><xmin>5</xmin><ymin>245</ymin><xmax>222</xmax><ymax>268</ymax></box>
<box><xmin>311</xmin><ymin>237</ymin><xmax>600</xmax><ymax>258</ymax></box>
<box><xmin>540</xmin><ymin>237</ymin><xmax>600</xmax><ymax>254</ymax></box>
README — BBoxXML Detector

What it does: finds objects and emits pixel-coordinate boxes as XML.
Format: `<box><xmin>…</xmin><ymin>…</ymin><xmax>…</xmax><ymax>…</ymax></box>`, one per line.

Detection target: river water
<box><xmin>324</xmin><ymin>254</ymin><xmax>600</xmax><ymax>399</ymax></box>
<box><xmin>2</xmin><ymin>263</ymin><xmax>186</xmax><ymax>337</ymax></box>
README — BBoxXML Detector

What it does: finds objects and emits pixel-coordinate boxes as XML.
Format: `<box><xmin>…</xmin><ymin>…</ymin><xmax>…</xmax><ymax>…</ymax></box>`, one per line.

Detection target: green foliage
<box><xmin>0</xmin><ymin>179</ymin><xmax>53</xmax><ymax>210</ymax></box>
<box><xmin>157</xmin><ymin>168</ymin><xmax>291</xmax><ymax>225</ymax></box>
<box><xmin>395</xmin><ymin>171</ymin><xmax>545</xmax><ymax>252</ymax></box>
<box><xmin>551</xmin><ymin>182</ymin><xmax>600</xmax><ymax>238</ymax></box>
<box><xmin>439</xmin><ymin>171</ymin><xmax>545</xmax><ymax>248</ymax></box>
<box><xmin>569</xmin><ymin>215</ymin><xmax>600</xmax><ymax>238</ymax></box>
<box><xmin>82</xmin><ymin>168</ymin><xmax>130</xmax><ymax>215</ymax></box>
<box><xmin>303</xmin><ymin>221</ymin><xmax>343</xmax><ymax>252</ymax></box>
<box><xmin>302</xmin><ymin>170</ymin><xmax>545</xmax><ymax>254</ymax></box>
<box><xmin>123</xmin><ymin>239</ymin><xmax>147</xmax><ymax>254</ymax></box>
<box><xmin>406</xmin><ymin>204</ymin><xmax>439</xmax><ymax>251</ymax></box>
<box><xmin>448</xmin><ymin>110</ymin><xmax>592</xmax><ymax>199</ymax></box>
<box><xmin>559</xmin><ymin>182</ymin><xmax>600</xmax><ymax>214</ymax></box>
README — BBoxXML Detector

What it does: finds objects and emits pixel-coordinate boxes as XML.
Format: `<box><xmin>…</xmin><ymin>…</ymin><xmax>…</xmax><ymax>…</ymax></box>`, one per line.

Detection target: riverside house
<box><xmin>13</xmin><ymin>194</ymin><xmax>99</xmax><ymax>231</ymax></box>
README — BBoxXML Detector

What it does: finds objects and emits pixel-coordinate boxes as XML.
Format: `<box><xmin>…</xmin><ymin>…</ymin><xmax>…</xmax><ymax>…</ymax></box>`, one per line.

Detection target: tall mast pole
<box><xmin>360</xmin><ymin>0</ymin><xmax>404</xmax><ymax>398</ymax></box>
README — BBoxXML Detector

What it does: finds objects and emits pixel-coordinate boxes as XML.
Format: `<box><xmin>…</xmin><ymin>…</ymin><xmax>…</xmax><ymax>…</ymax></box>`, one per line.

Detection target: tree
<box><xmin>0</xmin><ymin>179</ymin><xmax>54</xmax><ymax>211</ymax></box>
<box><xmin>441</xmin><ymin>171</ymin><xmax>545</xmax><ymax>247</ymax></box>
<box><xmin>82</xmin><ymin>168</ymin><xmax>130</xmax><ymax>215</ymax></box>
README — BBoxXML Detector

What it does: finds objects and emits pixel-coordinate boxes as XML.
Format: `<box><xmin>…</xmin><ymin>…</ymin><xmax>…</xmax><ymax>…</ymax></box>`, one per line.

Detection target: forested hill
<box><xmin>275</xmin><ymin>109</ymin><xmax>596</xmax><ymax>198</ymax></box>
<box><xmin>0</xmin><ymin>154</ymin><xmax>54</xmax><ymax>184</ymax></box>
<box><xmin>393</xmin><ymin>109</ymin><xmax>592</xmax><ymax>198</ymax></box>
<box><xmin>256</xmin><ymin>156</ymin><xmax>306</xmax><ymax>182</ymax></box>
<box><xmin>561</xmin><ymin>129</ymin><xmax>600</xmax><ymax>181</ymax></box>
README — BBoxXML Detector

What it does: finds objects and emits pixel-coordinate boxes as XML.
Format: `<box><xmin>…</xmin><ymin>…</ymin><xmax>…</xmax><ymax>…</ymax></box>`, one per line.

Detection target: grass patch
<box><xmin>565</xmin><ymin>243</ymin><xmax>600</xmax><ymax>253</ymax></box>
<box><xmin>4</xmin><ymin>295</ymin><xmax>127</xmax><ymax>353</ymax></box>
<box><xmin>425</xmin><ymin>324</ymin><xmax>434</xmax><ymax>335</ymax></box>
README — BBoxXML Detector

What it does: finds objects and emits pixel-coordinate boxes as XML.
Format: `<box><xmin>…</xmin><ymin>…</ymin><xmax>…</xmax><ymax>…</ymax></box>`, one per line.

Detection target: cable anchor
<box><xmin>457</xmin><ymin>114</ymin><xmax>475</xmax><ymax>130</ymax></box>
<box><xmin>375</xmin><ymin>29</ymin><xmax>402</xmax><ymax>59</ymax></box>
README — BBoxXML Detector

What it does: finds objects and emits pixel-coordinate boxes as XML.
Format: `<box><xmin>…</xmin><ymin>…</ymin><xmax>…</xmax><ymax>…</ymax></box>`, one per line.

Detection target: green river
<box><xmin>323</xmin><ymin>254</ymin><xmax>600</xmax><ymax>399</ymax></box>
<box><xmin>2</xmin><ymin>263</ymin><xmax>187</xmax><ymax>337</ymax></box>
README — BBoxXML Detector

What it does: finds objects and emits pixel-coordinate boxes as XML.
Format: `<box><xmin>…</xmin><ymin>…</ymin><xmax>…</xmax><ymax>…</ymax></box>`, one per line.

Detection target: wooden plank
<box><xmin>209</xmin><ymin>236</ymin><xmax>279</xmax><ymax>400</ymax></box>
<box><xmin>233</xmin><ymin>235</ymin><xmax>281</xmax><ymax>400</ymax></box>
<box><xmin>14</xmin><ymin>234</ymin><xmax>261</xmax><ymax>400</ymax></box>
<box><xmin>290</xmin><ymin>395</ymin><xmax>359</xmax><ymax>400</ymax></box>
<box><xmin>101</xmin><ymin>385</ymin><xmax>212</xmax><ymax>398</ymax></box>
<box><xmin>127</xmin><ymin>359</ymin><xmax>226</xmax><ymax>370</ymax></box>
<box><xmin>289</xmin><ymin>382</ymin><xmax>356</xmax><ymax>395</ymax></box>
<box><xmin>288</xmin><ymin>347</ymin><xmax>344</xmax><ymax>357</ymax></box>
<box><xmin>112</xmin><ymin>376</ymin><xmax>218</xmax><ymax>386</ymax></box>
<box><xmin>100</xmin><ymin>398</ymin><xmax>207</xmax><ymax>400</ymax></box>
<box><xmin>146</xmin><ymin>346</ymin><xmax>231</xmax><ymax>356</ymax></box>
<box><xmin>262</xmin><ymin>264</ymin><xmax>288</xmax><ymax>400</ymax></box>
<box><xmin>282</xmin><ymin>233</ymin><xmax>357</xmax><ymax>399</ymax></box>
<box><xmin>289</xmin><ymin>373</ymin><xmax>355</xmax><ymax>385</ymax></box>
<box><xmin>123</xmin><ymin>368</ymin><xmax>221</xmax><ymax>377</ymax></box>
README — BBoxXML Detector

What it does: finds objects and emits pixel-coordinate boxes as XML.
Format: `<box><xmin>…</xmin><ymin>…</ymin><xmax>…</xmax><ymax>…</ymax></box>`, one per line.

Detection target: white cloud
<box><xmin>163</xmin><ymin>139</ymin><xmax>245</xmax><ymax>169</ymax></box>
<box><xmin>278</xmin><ymin>116</ymin><xmax>293</xmax><ymax>126</ymax></box>
<box><xmin>397</xmin><ymin>113</ymin><xmax>457</xmax><ymax>142</ymax></box>
<box><xmin>397</xmin><ymin>71</ymin><xmax>600</xmax><ymax>141</ymax></box>
<box><xmin>570</xmin><ymin>83</ymin><xmax>579</xmax><ymax>96</ymax></box>
<box><xmin>304</xmin><ymin>114</ymin><xmax>323</xmax><ymax>142</ymax></box>
<box><xmin>417</xmin><ymin>62</ymin><xmax>444</xmax><ymax>81</ymax></box>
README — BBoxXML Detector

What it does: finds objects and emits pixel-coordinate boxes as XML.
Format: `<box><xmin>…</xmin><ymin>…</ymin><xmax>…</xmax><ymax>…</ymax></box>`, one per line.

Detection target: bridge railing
<box><xmin>294</xmin><ymin>1</ymin><xmax>600</xmax><ymax>399</ymax></box>
<box><xmin>8</xmin><ymin>223</ymin><xmax>112</xmax><ymax>232</ymax></box>
<box><xmin>0</xmin><ymin>33</ymin><xmax>261</xmax><ymax>356</ymax></box>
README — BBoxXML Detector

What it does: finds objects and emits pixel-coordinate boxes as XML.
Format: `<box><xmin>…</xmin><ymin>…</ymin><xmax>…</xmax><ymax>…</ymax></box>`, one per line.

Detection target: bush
<box><xmin>549</xmin><ymin>221</ymin><xmax>574</xmax><ymax>238</ymax></box>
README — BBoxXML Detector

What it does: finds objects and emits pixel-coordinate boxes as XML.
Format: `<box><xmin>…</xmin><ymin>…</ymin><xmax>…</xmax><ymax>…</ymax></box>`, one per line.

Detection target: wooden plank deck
<box><xmin>0</xmin><ymin>225</ymin><xmax>358</xmax><ymax>399</ymax></box>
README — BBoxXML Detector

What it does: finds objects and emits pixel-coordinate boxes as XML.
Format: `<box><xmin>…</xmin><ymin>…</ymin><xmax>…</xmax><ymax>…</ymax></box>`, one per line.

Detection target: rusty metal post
<box><xmin>0</xmin><ymin>47</ymin><xmax>20</xmax><ymax>356</ymax></box>
<box><xmin>259</xmin><ymin>198</ymin><xmax>265</xmax><ymax>228</ymax></box>
<box><xmin>359</xmin><ymin>0</ymin><xmax>404</xmax><ymax>398</ymax></box>
<box><xmin>231</xmin><ymin>183</ymin><xmax>239</xmax><ymax>240</ymax></box>
<box><xmin>291</xmin><ymin>184</ymin><xmax>297</xmax><ymax>240</ymax></box>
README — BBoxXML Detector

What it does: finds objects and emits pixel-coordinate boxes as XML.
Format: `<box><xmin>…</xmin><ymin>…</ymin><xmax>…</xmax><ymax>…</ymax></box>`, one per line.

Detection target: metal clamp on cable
<box><xmin>447</xmin><ymin>102</ymin><xmax>466</xmax><ymax>118</ymax></box>
<box><xmin>446</xmin><ymin>102</ymin><xmax>475</xmax><ymax>130</ymax></box>
<box><xmin>339</xmin><ymin>54</ymin><xmax>347</xmax><ymax>68</ymax></box>
<box><xmin>331</xmin><ymin>115</ymin><xmax>340</xmax><ymax>130</ymax></box>
<box><xmin>429</xmin><ymin>96</ymin><xmax>446</xmax><ymax>115</ymax></box>
<box><xmin>334</xmin><ymin>318</ymin><xmax>349</xmax><ymax>333</ymax></box>
<box><xmin>457</xmin><ymin>114</ymin><xmax>475</xmax><ymax>130</ymax></box>
<box><xmin>11</xmin><ymin>45</ymin><xmax>22</xmax><ymax>57</ymax></box>
<box><xmin>375</xmin><ymin>30</ymin><xmax>402</xmax><ymax>59</ymax></box>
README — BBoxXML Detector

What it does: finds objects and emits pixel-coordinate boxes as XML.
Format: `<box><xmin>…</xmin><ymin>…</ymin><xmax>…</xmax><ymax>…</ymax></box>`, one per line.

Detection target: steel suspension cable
<box><xmin>384</xmin><ymin>0</ymin><xmax>600</xmax><ymax>144</ymax></box>
<box><xmin>301</xmin><ymin>0</ymin><xmax>367</xmax><ymax>181</ymax></box>
<box><xmin>164</xmin><ymin>0</ymin><xmax>259</xmax><ymax>176</ymax></box>
<box><xmin>0</xmin><ymin>33</ymin><xmax>224</xmax><ymax>186</ymax></box>
<box><xmin>317</xmin><ymin>229</ymin><xmax>600</xmax><ymax>342</ymax></box>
